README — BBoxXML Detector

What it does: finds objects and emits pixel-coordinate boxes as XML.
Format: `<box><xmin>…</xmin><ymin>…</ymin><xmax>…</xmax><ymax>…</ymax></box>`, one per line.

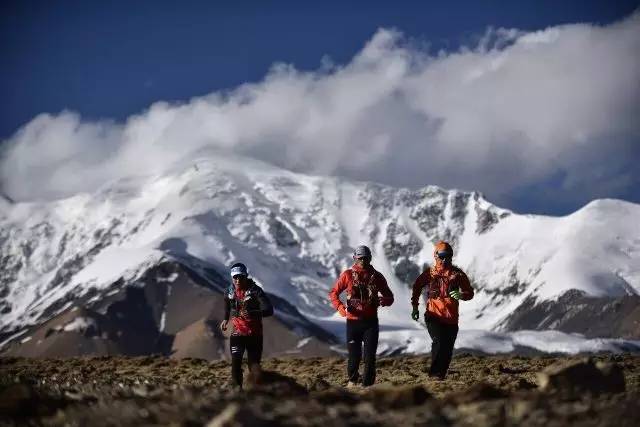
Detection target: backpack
<box><xmin>346</xmin><ymin>269</ymin><xmax>379</xmax><ymax>310</ymax></box>
<box><xmin>426</xmin><ymin>267</ymin><xmax>460</xmax><ymax>299</ymax></box>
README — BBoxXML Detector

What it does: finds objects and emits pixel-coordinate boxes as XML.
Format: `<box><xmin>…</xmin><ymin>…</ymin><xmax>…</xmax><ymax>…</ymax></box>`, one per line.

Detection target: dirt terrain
<box><xmin>1</xmin><ymin>354</ymin><xmax>639</xmax><ymax>426</ymax></box>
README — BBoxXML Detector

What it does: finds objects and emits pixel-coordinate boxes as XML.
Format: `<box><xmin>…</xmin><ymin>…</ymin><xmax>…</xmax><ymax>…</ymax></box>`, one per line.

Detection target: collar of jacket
<box><xmin>227</xmin><ymin>279</ymin><xmax>257</xmax><ymax>299</ymax></box>
<box><xmin>431</xmin><ymin>264</ymin><xmax>455</xmax><ymax>276</ymax></box>
<box><xmin>351</xmin><ymin>263</ymin><xmax>375</xmax><ymax>274</ymax></box>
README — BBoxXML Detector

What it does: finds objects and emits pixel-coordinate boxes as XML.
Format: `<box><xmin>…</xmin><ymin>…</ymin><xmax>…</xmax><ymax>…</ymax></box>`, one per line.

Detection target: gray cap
<box><xmin>353</xmin><ymin>245</ymin><xmax>372</xmax><ymax>258</ymax></box>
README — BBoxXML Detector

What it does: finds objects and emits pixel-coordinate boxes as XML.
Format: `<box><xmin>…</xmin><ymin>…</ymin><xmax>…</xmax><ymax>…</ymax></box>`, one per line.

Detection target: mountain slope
<box><xmin>1</xmin><ymin>151</ymin><xmax>639</xmax><ymax>355</ymax></box>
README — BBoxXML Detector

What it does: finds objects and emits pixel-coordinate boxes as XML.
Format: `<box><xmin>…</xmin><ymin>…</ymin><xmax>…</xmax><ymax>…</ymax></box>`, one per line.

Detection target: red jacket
<box><xmin>329</xmin><ymin>264</ymin><xmax>394</xmax><ymax>320</ymax></box>
<box><xmin>224</xmin><ymin>281</ymin><xmax>274</xmax><ymax>336</ymax></box>
<box><xmin>411</xmin><ymin>265</ymin><xmax>474</xmax><ymax>325</ymax></box>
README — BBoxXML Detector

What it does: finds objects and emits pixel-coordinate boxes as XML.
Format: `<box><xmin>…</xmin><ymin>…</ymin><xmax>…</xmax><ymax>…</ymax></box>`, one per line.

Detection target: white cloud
<box><xmin>1</xmin><ymin>12</ymin><xmax>639</xmax><ymax>211</ymax></box>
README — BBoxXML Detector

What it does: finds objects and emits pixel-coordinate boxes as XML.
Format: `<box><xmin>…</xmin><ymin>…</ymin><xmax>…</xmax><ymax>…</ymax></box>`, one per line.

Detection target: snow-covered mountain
<box><xmin>1</xmin><ymin>150</ymin><xmax>639</xmax><ymax>356</ymax></box>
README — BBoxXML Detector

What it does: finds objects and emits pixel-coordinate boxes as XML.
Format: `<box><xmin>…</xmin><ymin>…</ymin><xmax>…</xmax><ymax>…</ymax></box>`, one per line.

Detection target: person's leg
<box><xmin>361</xmin><ymin>318</ymin><xmax>379</xmax><ymax>386</ymax></box>
<box><xmin>426</xmin><ymin>317</ymin><xmax>443</xmax><ymax>376</ymax></box>
<box><xmin>246</xmin><ymin>335</ymin><xmax>264</xmax><ymax>385</ymax></box>
<box><xmin>229</xmin><ymin>335</ymin><xmax>246</xmax><ymax>387</ymax></box>
<box><xmin>346</xmin><ymin>320</ymin><xmax>364</xmax><ymax>384</ymax></box>
<box><xmin>438</xmin><ymin>324</ymin><xmax>459</xmax><ymax>378</ymax></box>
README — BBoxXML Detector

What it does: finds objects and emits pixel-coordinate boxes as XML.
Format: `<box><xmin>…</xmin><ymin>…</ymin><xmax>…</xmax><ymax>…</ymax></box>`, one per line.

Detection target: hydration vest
<box><xmin>426</xmin><ymin>267</ymin><xmax>461</xmax><ymax>299</ymax></box>
<box><xmin>346</xmin><ymin>269</ymin><xmax>379</xmax><ymax>311</ymax></box>
<box><xmin>227</xmin><ymin>283</ymin><xmax>262</xmax><ymax>318</ymax></box>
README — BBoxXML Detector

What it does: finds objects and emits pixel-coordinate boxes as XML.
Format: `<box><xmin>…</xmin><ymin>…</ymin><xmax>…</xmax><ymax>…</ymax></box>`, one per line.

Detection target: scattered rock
<box><xmin>505</xmin><ymin>398</ymin><xmax>542</xmax><ymax>423</ymax></box>
<box><xmin>514</xmin><ymin>378</ymin><xmax>537</xmax><ymax>390</ymax></box>
<box><xmin>304</xmin><ymin>376</ymin><xmax>332</xmax><ymax>392</ymax></box>
<box><xmin>361</xmin><ymin>384</ymin><xmax>432</xmax><ymax>409</ymax></box>
<box><xmin>244</xmin><ymin>369</ymin><xmax>308</xmax><ymax>395</ymax></box>
<box><xmin>456</xmin><ymin>400</ymin><xmax>506</xmax><ymax>427</ymax></box>
<box><xmin>312</xmin><ymin>388</ymin><xmax>359</xmax><ymax>405</ymax></box>
<box><xmin>537</xmin><ymin>358</ymin><xmax>626</xmax><ymax>395</ymax></box>
<box><xmin>446</xmin><ymin>382</ymin><xmax>508</xmax><ymax>404</ymax></box>
<box><xmin>131</xmin><ymin>385</ymin><xmax>150</xmax><ymax>397</ymax></box>
<box><xmin>595</xmin><ymin>360</ymin><xmax>626</xmax><ymax>392</ymax></box>
<box><xmin>206</xmin><ymin>403</ymin><xmax>273</xmax><ymax>427</ymax></box>
<box><xmin>0</xmin><ymin>383</ymin><xmax>67</xmax><ymax>417</ymax></box>
<box><xmin>498</xmin><ymin>364</ymin><xmax>528</xmax><ymax>374</ymax></box>
<box><xmin>63</xmin><ymin>389</ymin><xmax>97</xmax><ymax>403</ymax></box>
<box><xmin>0</xmin><ymin>384</ymin><xmax>36</xmax><ymax>417</ymax></box>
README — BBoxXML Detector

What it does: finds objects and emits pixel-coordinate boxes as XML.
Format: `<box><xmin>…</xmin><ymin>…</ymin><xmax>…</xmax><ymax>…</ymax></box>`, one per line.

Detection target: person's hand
<box><xmin>449</xmin><ymin>290</ymin><xmax>461</xmax><ymax>300</ymax></box>
<box><xmin>220</xmin><ymin>320</ymin><xmax>228</xmax><ymax>331</ymax></box>
<box><xmin>338</xmin><ymin>306</ymin><xmax>347</xmax><ymax>317</ymax></box>
<box><xmin>379</xmin><ymin>296</ymin><xmax>393</xmax><ymax>307</ymax></box>
<box><xmin>411</xmin><ymin>307</ymin><xmax>420</xmax><ymax>321</ymax></box>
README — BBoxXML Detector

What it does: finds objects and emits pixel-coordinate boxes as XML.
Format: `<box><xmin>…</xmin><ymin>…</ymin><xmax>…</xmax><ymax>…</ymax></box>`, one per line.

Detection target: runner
<box><xmin>220</xmin><ymin>262</ymin><xmax>273</xmax><ymax>389</ymax></box>
<box><xmin>329</xmin><ymin>245</ymin><xmax>394</xmax><ymax>387</ymax></box>
<box><xmin>411</xmin><ymin>241</ymin><xmax>474</xmax><ymax>379</ymax></box>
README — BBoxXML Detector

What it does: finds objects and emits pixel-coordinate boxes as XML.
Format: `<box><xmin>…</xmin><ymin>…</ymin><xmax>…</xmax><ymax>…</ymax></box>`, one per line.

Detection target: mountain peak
<box><xmin>1</xmin><ymin>154</ymin><xmax>639</xmax><ymax>355</ymax></box>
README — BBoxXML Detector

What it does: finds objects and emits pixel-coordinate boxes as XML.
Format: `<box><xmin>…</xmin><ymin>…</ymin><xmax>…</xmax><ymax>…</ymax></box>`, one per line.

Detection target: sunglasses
<box><xmin>436</xmin><ymin>252</ymin><xmax>452</xmax><ymax>260</ymax></box>
<box><xmin>232</xmin><ymin>275</ymin><xmax>246</xmax><ymax>280</ymax></box>
<box><xmin>355</xmin><ymin>256</ymin><xmax>371</xmax><ymax>261</ymax></box>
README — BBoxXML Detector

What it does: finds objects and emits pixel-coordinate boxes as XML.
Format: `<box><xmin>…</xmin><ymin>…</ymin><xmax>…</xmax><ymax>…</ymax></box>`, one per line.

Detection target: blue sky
<box><xmin>1</xmin><ymin>0</ymin><xmax>639</xmax><ymax>214</ymax></box>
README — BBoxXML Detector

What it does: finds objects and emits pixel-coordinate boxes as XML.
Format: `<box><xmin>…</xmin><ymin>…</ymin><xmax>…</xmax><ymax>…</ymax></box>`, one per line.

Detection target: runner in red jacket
<box><xmin>329</xmin><ymin>245</ymin><xmax>394</xmax><ymax>387</ymax></box>
<box><xmin>220</xmin><ymin>262</ymin><xmax>273</xmax><ymax>389</ymax></box>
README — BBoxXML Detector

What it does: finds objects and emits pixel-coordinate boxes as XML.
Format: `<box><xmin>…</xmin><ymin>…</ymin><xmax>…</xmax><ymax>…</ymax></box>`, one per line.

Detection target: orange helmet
<box><xmin>434</xmin><ymin>241</ymin><xmax>453</xmax><ymax>258</ymax></box>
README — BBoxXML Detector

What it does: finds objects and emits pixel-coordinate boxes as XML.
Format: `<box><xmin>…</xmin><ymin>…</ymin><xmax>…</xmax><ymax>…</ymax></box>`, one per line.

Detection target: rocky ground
<box><xmin>1</xmin><ymin>354</ymin><xmax>639</xmax><ymax>426</ymax></box>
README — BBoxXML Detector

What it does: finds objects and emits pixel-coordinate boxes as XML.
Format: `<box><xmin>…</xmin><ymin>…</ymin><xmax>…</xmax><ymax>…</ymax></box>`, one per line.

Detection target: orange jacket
<box><xmin>329</xmin><ymin>264</ymin><xmax>394</xmax><ymax>320</ymax></box>
<box><xmin>411</xmin><ymin>265</ymin><xmax>474</xmax><ymax>325</ymax></box>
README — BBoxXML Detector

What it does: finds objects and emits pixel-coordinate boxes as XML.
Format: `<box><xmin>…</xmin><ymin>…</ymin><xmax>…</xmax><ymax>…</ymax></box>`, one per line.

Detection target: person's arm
<box><xmin>458</xmin><ymin>271</ymin><xmax>474</xmax><ymax>301</ymax></box>
<box><xmin>411</xmin><ymin>270</ymin><xmax>429</xmax><ymax>308</ymax></box>
<box><xmin>224</xmin><ymin>296</ymin><xmax>231</xmax><ymax>320</ymax></box>
<box><xmin>257</xmin><ymin>288</ymin><xmax>274</xmax><ymax>317</ymax></box>
<box><xmin>328</xmin><ymin>271</ymin><xmax>349</xmax><ymax>317</ymax></box>
<box><xmin>220</xmin><ymin>296</ymin><xmax>231</xmax><ymax>331</ymax></box>
<box><xmin>377</xmin><ymin>274</ymin><xmax>394</xmax><ymax>306</ymax></box>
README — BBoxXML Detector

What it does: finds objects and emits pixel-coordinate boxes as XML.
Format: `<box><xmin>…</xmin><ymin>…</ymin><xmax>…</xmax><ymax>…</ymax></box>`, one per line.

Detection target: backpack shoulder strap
<box><xmin>425</xmin><ymin>267</ymin><xmax>438</xmax><ymax>296</ymax></box>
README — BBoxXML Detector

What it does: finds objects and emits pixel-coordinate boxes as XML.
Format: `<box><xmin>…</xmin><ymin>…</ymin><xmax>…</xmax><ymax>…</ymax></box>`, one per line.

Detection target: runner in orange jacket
<box><xmin>329</xmin><ymin>245</ymin><xmax>394</xmax><ymax>387</ymax></box>
<box><xmin>411</xmin><ymin>241</ymin><xmax>474</xmax><ymax>379</ymax></box>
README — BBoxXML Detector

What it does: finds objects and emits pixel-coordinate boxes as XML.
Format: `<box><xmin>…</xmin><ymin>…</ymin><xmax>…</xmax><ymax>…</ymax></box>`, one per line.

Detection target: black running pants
<box><xmin>426</xmin><ymin>315</ymin><xmax>459</xmax><ymax>378</ymax></box>
<box><xmin>346</xmin><ymin>317</ymin><xmax>379</xmax><ymax>386</ymax></box>
<box><xmin>229</xmin><ymin>334</ymin><xmax>263</xmax><ymax>386</ymax></box>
